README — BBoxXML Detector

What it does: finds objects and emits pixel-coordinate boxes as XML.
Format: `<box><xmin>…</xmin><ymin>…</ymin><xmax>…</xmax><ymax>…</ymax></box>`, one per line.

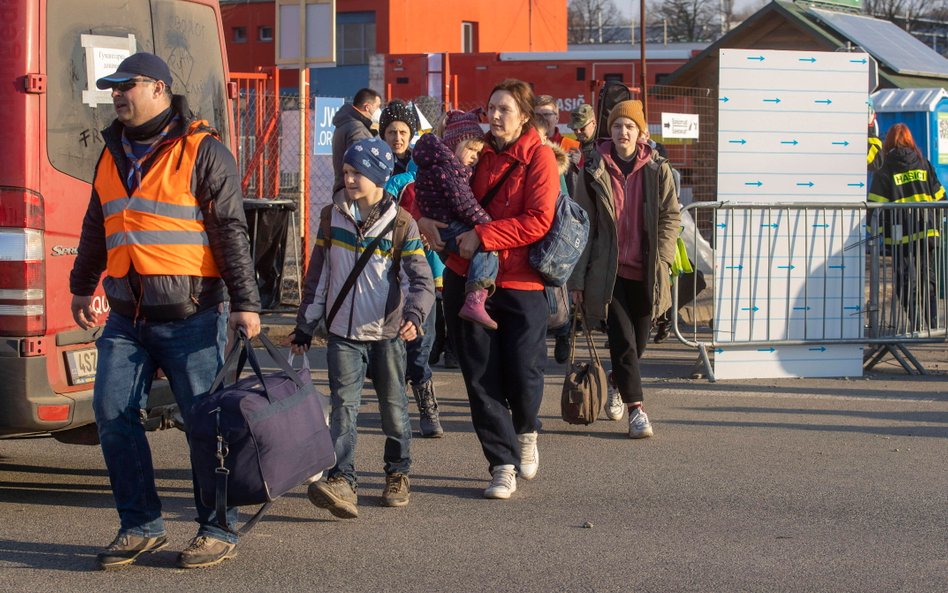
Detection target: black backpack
<box><xmin>596</xmin><ymin>81</ymin><xmax>633</xmax><ymax>139</ymax></box>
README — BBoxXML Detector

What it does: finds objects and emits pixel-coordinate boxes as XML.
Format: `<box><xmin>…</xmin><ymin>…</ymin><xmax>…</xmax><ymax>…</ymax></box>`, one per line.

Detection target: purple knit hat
<box><xmin>442</xmin><ymin>109</ymin><xmax>484</xmax><ymax>152</ymax></box>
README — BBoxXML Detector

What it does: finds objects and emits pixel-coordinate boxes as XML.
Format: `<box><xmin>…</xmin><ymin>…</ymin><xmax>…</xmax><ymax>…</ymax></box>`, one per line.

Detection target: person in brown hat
<box><xmin>567</xmin><ymin>99</ymin><xmax>680</xmax><ymax>439</ymax></box>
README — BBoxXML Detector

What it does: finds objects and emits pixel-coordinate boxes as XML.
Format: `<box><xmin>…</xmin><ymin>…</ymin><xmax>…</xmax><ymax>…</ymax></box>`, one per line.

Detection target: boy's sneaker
<box><xmin>459</xmin><ymin>288</ymin><xmax>498</xmax><ymax>330</ymax></box>
<box><xmin>307</xmin><ymin>476</ymin><xmax>359</xmax><ymax>518</ymax></box>
<box><xmin>517</xmin><ymin>432</ymin><xmax>539</xmax><ymax>480</ymax></box>
<box><xmin>554</xmin><ymin>333</ymin><xmax>571</xmax><ymax>364</ymax></box>
<box><xmin>604</xmin><ymin>372</ymin><xmax>624</xmax><ymax>421</ymax></box>
<box><xmin>381</xmin><ymin>473</ymin><xmax>411</xmax><ymax>507</ymax></box>
<box><xmin>484</xmin><ymin>464</ymin><xmax>517</xmax><ymax>499</ymax></box>
<box><xmin>97</xmin><ymin>533</ymin><xmax>168</xmax><ymax>570</ymax></box>
<box><xmin>628</xmin><ymin>407</ymin><xmax>654</xmax><ymax>439</ymax></box>
<box><xmin>176</xmin><ymin>536</ymin><xmax>237</xmax><ymax>569</ymax></box>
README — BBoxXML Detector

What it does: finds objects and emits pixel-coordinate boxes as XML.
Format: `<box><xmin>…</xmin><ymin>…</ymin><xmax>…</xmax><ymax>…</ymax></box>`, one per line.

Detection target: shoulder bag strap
<box><xmin>326</xmin><ymin>211</ymin><xmax>397</xmax><ymax>329</ymax></box>
<box><xmin>479</xmin><ymin>160</ymin><xmax>520</xmax><ymax>210</ymax></box>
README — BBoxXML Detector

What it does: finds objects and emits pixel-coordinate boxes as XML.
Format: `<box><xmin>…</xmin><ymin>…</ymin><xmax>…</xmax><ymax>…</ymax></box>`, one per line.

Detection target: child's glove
<box><xmin>290</xmin><ymin>329</ymin><xmax>313</xmax><ymax>349</ymax></box>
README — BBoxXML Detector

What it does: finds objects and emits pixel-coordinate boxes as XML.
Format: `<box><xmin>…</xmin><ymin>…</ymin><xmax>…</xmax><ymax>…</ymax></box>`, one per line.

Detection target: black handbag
<box><xmin>560</xmin><ymin>308</ymin><xmax>607</xmax><ymax>425</ymax></box>
<box><xmin>190</xmin><ymin>330</ymin><xmax>335</xmax><ymax>534</ymax></box>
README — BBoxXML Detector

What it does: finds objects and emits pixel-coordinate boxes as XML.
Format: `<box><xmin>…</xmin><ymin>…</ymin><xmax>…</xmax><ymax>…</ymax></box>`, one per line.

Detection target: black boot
<box><xmin>411</xmin><ymin>380</ymin><xmax>444</xmax><ymax>438</ymax></box>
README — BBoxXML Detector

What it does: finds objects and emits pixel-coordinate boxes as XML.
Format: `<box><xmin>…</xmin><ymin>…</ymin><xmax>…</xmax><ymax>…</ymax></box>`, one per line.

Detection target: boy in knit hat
<box><xmin>291</xmin><ymin>136</ymin><xmax>434</xmax><ymax>516</ymax></box>
<box><xmin>412</xmin><ymin>110</ymin><xmax>500</xmax><ymax>329</ymax></box>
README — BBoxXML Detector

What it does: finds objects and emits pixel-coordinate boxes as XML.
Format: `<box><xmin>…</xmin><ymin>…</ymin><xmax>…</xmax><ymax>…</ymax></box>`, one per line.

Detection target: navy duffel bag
<box><xmin>190</xmin><ymin>330</ymin><xmax>335</xmax><ymax>533</ymax></box>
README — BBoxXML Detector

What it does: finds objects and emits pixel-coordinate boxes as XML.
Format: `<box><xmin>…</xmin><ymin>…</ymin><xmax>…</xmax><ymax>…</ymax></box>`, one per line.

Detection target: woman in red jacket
<box><xmin>420</xmin><ymin>79</ymin><xmax>559</xmax><ymax>499</ymax></box>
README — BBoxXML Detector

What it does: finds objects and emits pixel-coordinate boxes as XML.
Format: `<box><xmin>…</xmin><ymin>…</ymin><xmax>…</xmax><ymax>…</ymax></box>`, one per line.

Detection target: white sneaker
<box><xmin>484</xmin><ymin>464</ymin><xmax>517</xmax><ymax>499</ymax></box>
<box><xmin>517</xmin><ymin>432</ymin><xmax>539</xmax><ymax>480</ymax></box>
<box><xmin>604</xmin><ymin>383</ymin><xmax>624</xmax><ymax>421</ymax></box>
<box><xmin>628</xmin><ymin>407</ymin><xmax>654</xmax><ymax>439</ymax></box>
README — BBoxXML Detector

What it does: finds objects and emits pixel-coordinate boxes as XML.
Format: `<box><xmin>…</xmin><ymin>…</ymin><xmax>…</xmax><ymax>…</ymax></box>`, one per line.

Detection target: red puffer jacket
<box><xmin>445</xmin><ymin>127</ymin><xmax>559</xmax><ymax>291</ymax></box>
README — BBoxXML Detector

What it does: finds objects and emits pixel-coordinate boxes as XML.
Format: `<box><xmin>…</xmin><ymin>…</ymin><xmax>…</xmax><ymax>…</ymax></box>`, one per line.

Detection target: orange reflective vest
<box><xmin>95</xmin><ymin>121</ymin><xmax>221</xmax><ymax>278</ymax></box>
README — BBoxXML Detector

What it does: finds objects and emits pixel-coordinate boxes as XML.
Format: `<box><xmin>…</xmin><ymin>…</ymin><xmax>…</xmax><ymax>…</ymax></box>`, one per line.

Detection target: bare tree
<box><xmin>863</xmin><ymin>0</ymin><xmax>931</xmax><ymax>21</ymax></box>
<box><xmin>648</xmin><ymin>0</ymin><xmax>717</xmax><ymax>43</ymax></box>
<box><xmin>568</xmin><ymin>0</ymin><xmax>626</xmax><ymax>44</ymax></box>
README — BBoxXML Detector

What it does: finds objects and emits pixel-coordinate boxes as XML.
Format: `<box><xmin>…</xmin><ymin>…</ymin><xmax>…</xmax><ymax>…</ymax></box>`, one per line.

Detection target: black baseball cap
<box><xmin>96</xmin><ymin>52</ymin><xmax>173</xmax><ymax>90</ymax></box>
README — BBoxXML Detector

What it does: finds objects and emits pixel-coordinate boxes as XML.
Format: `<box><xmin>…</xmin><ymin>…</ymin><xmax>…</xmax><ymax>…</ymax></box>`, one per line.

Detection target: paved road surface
<box><xmin>1</xmin><ymin>337</ymin><xmax>946</xmax><ymax>593</ymax></box>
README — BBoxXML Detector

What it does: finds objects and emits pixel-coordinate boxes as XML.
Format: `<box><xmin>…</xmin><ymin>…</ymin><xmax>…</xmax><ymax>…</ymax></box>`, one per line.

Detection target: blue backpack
<box><xmin>529</xmin><ymin>190</ymin><xmax>590</xmax><ymax>286</ymax></box>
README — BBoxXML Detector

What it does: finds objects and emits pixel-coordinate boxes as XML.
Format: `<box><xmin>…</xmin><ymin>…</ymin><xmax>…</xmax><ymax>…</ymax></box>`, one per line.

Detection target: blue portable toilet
<box><xmin>872</xmin><ymin>88</ymin><xmax>948</xmax><ymax>186</ymax></box>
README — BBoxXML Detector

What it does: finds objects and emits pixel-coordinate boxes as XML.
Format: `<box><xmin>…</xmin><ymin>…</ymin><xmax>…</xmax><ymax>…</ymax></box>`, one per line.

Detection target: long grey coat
<box><xmin>567</xmin><ymin>141</ymin><xmax>681</xmax><ymax>325</ymax></box>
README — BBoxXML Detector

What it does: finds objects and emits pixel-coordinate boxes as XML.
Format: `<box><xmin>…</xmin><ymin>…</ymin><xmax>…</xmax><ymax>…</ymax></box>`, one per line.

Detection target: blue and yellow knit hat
<box><xmin>343</xmin><ymin>137</ymin><xmax>395</xmax><ymax>188</ymax></box>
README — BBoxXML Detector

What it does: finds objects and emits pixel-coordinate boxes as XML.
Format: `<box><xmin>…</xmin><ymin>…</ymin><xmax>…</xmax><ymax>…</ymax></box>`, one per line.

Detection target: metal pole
<box><xmin>640</xmin><ymin>0</ymin><xmax>648</xmax><ymax>118</ymax></box>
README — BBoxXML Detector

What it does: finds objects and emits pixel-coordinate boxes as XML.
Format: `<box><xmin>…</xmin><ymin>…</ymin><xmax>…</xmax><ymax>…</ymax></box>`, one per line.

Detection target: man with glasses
<box><xmin>69</xmin><ymin>52</ymin><xmax>261</xmax><ymax>570</ymax></box>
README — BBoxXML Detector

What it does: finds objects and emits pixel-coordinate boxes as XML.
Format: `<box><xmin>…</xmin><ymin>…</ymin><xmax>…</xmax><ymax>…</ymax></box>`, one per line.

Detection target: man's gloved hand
<box><xmin>290</xmin><ymin>329</ymin><xmax>313</xmax><ymax>351</ymax></box>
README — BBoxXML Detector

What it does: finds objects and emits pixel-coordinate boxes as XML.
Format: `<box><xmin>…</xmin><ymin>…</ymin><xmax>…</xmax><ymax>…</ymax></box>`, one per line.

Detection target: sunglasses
<box><xmin>112</xmin><ymin>78</ymin><xmax>156</xmax><ymax>92</ymax></box>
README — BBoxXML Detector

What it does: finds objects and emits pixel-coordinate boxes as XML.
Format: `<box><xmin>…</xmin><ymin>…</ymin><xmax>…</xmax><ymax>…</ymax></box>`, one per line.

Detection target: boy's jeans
<box><xmin>93</xmin><ymin>306</ymin><xmax>239</xmax><ymax>544</ymax></box>
<box><xmin>326</xmin><ymin>335</ymin><xmax>412</xmax><ymax>486</ymax></box>
<box><xmin>440</xmin><ymin>220</ymin><xmax>499</xmax><ymax>292</ymax></box>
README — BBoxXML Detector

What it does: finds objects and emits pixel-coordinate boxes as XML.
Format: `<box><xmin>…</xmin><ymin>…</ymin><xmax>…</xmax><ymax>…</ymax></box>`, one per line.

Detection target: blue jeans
<box><xmin>93</xmin><ymin>306</ymin><xmax>238</xmax><ymax>543</ymax></box>
<box><xmin>326</xmin><ymin>335</ymin><xmax>412</xmax><ymax>486</ymax></box>
<box><xmin>405</xmin><ymin>300</ymin><xmax>436</xmax><ymax>385</ymax></box>
<box><xmin>440</xmin><ymin>220</ymin><xmax>499</xmax><ymax>292</ymax></box>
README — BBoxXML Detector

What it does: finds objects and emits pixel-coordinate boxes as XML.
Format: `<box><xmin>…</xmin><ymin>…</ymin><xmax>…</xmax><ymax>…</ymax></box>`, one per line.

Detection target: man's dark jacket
<box><xmin>331</xmin><ymin>103</ymin><xmax>375</xmax><ymax>193</ymax></box>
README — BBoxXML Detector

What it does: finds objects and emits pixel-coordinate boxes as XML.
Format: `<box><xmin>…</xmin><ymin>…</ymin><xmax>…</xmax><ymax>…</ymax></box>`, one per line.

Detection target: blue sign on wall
<box><xmin>314</xmin><ymin>97</ymin><xmax>345</xmax><ymax>155</ymax></box>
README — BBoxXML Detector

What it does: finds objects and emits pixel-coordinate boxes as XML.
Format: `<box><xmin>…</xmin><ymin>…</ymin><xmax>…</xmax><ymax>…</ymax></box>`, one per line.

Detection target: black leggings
<box><xmin>606</xmin><ymin>277</ymin><xmax>652</xmax><ymax>403</ymax></box>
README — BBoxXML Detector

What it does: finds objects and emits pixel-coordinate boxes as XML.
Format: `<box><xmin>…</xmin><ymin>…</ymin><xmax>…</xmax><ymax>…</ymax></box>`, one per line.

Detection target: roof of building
<box><xmin>664</xmin><ymin>0</ymin><xmax>948</xmax><ymax>89</ymax></box>
<box><xmin>872</xmin><ymin>87</ymin><xmax>948</xmax><ymax>113</ymax></box>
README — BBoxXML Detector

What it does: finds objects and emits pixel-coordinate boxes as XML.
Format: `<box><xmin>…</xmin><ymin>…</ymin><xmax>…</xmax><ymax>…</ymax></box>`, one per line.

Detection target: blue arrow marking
<box><xmin>829</xmin><ymin>265</ymin><xmax>846</xmax><ymax>270</ymax></box>
<box><xmin>777</xmin><ymin>265</ymin><xmax>795</xmax><ymax>270</ymax></box>
<box><xmin>843</xmin><ymin>306</ymin><xmax>861</xmax><ymax>311</ymax></box>
<box><xmin>850</xmin><ymin>58</ymin><xmax>867</xmax><ymax>64</ymax></box>
<box><xmin>797</xmin><ymin>182</ymin><xmax>814</xmax><ymax>187</ymax></box>
<box><xmin>719</xmin><ymin>97</ymin><xmax>729</xmax><ymax>103</ymax></box>
<box><xmin>848</xmin><ymin>181</ymin><xmax>866</xmax><ymax>188</ymax></box>
<box><xmin>726</xmin><ymin>265</ymin><xmax>743</xmax><ymax>270</ymax></box>
<box><xmin>763</xmin><ymin>98</ymin><xmax>781</xmax><ymax>103</ymax></box>
<box><xmin>815</xmin><ymin>99</ymin><xmax>833</xmax><ymax>105</ymax></box>
<box><xmin>715</xmin><ymin>348</ymin><xmax>724</xmax><ymax>354</ymax></box>
<box><xmin>758</xmin><ymin>347</ymin><xmax>775</xmax><ymax>353</ymax></box>
<box><xmin>741</xmin><ymin>306</ymin><xmax>760</xmax><ymax>312</ymax></box>
<box><xmin>745</xmin><ymin>181</ymin><xmax>763</xmax><ymax>187</ymax></box>
<box><xmin>781</xmin><ymin>140</ymin><xmax>799</xmax><ymax>145</ymax></box>
<box><xmin>799</xmin><ymin>57</ymin><xmax>817</xmax><ymax>63</ymax></box>
<box><xmin>729</xmin><ymin>139</ymin><xmax>747</xmax><ymax>145</ymax></box>
<box><xmin>832</xmin><ymin>141</ymin><xmax>850</xmax><ymax>146</ymax></box>
<box><xmin>812</xmin><ymin>223</ymin><xmax>829</xmax><ymax>228</ymax></box>
<box><xmin>809</xmin><ymin>347</ymin><xmax>827</xmax><ymax>352</ymax></box>
<box><xmin>760</xmin><ymin>223</ymin><xmax>778</xmax><ymax>229</ymax></box>
<box><xmin>716</xmin><ymin>223</ymin><xmax>727</xmax><ymax>229</ymax></box>
<box><xmin>793</xmin><ymin>306</ymin><xmax>811</xmax><ymax>311</ymax></box>
<box><xmin>747</xmin><ymin>56</ymin><xmax>765</xmax><ymax>61</ymax></box>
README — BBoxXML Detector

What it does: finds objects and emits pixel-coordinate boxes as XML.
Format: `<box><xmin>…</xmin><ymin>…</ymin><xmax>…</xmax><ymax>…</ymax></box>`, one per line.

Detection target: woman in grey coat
<box><xmin>567</xmin><ymin>100</ymin><xmax>680</xmax><ymax>438</ymax></box>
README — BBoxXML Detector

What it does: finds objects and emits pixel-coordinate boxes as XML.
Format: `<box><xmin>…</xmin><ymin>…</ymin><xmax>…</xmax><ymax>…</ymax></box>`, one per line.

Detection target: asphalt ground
<box><xmin>0</xmin><ymin>319</ymin><xmax>945</xmax><ymax>593</ymax></box>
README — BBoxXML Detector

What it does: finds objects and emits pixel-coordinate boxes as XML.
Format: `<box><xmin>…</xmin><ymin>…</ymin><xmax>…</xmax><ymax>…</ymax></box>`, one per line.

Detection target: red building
<box><xmin>220</xmin><ymin>0</ymin><xmax>567</xmax><ymax>95</ymax></box>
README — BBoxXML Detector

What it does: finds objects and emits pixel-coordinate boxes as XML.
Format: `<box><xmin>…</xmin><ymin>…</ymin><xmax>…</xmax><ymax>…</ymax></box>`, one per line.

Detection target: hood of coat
<box><xmin>546</xmin><ymin>140</ymin><xmax>569</xmax><ymax>176</ymax></box>
<box><xmin>333</xmin><ymin>103</ymin><xmax>373</xmax><ymax>129</ymax></box>
<box><xmin>411</xmin><ymin>132</ymin><xmax>454</xmax><ymax>169</ymax></box>
<box><xmin>885</xmin><ymin>146</ymin><xmax>924</xmax><ymax>172</ymax></box>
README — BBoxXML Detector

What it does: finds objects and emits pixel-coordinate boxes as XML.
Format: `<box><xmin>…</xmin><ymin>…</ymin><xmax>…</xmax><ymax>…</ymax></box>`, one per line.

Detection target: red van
<box><xmin>0</xmin><ymin>0</ymin><xmax>234</xmax><ymax>441</ymax></box>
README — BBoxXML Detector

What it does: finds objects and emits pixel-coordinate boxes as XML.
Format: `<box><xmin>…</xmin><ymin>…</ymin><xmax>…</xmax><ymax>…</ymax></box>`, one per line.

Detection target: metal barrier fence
<box><xmin>671</xmin><ymin>201</ymin><xmax>948</xmax><ymax>381</ymax></box>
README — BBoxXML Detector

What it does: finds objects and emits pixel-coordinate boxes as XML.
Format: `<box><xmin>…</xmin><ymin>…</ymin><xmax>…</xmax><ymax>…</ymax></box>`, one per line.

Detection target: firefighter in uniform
<box><xmin>69</xmin><ymin>53</ymin><xmax>261</xmax><ymax>570</ymax></box>
<box><xmin>868</xmin><ymin>123</ymin><xmax>945</xmax><ymax>332</ymax></box>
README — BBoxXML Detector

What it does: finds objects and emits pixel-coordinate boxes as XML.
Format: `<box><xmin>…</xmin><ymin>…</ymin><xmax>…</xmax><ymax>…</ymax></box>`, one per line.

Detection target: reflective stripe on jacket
<box><xmin>95</xmin><ymin>120</ymin><xmax>221</xmax><ymax>278</ymax></box>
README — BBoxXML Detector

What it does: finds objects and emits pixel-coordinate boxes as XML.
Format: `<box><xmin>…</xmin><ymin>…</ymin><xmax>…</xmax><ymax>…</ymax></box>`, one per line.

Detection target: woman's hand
<box><xmin>456</xmin><ymin>229</ymin><xmax>481</xmax><ymax>259</ymax></box>
<box><xmin>417</xmin><ymin>217</ymin><xmax>448</xmax><ymax>251</ymax></box>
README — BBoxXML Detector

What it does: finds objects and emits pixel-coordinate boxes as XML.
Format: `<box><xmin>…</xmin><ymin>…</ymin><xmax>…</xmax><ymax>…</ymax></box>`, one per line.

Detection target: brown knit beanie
<box><xmin>607</xmin><ymin>100</ymin><xmax>647</xmax><ymax>134</ymax></box>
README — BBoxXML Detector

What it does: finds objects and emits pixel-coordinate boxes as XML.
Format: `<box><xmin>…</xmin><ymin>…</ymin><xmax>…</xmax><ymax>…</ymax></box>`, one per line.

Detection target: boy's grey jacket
<box><xmin>295</xmin><ymin>193</ymin><xmax>434</xmax><ymax>341</ymax></box>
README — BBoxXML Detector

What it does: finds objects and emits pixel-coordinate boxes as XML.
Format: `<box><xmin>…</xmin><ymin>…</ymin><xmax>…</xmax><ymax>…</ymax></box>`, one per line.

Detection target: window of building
<box><xmin>462</xmin><ymin>21</ymin><xmax>478</xmax><ymax>53</ymax></box>
<box><xmin>233</xmin><ymin>26</ymin><xmax>247</xmax><ymax>44</ymax></box>
<box><xmin>336</xmin><ymin>12</ymin><xmax>376</xmax><ymax>66</ymax></box>
<box><xmin>259</xmin><ymin>26</ymin><xmax>273</xmax><ymax>42</ymax></box>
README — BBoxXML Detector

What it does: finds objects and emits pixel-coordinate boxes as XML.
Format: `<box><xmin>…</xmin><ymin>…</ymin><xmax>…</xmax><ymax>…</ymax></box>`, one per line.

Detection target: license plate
<box><xmin>65</xmin><ymin>348</ymin><xmax>98</xmax><ymax>385</ymax></box>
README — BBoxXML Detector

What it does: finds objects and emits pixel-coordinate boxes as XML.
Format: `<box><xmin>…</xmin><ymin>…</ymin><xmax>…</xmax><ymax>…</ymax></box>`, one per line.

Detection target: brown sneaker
<box><xmin>176</xmin><ymin>535</ymin><xmax>236</xmax><ymax>569</ymax></box>
<box><xmin>307</xmin><ymin>476</ymin><xmax>359</xmax><ymax>518</ymax></box>
<box><xmin>381</xmin><ymin>473</ymin><xmax>410</xmax><ymax>507</ymax></box>
<box><xmin>97</xmin><ymin>533</ymin><xmax>168</xmax><ymax>570</ymax></box>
